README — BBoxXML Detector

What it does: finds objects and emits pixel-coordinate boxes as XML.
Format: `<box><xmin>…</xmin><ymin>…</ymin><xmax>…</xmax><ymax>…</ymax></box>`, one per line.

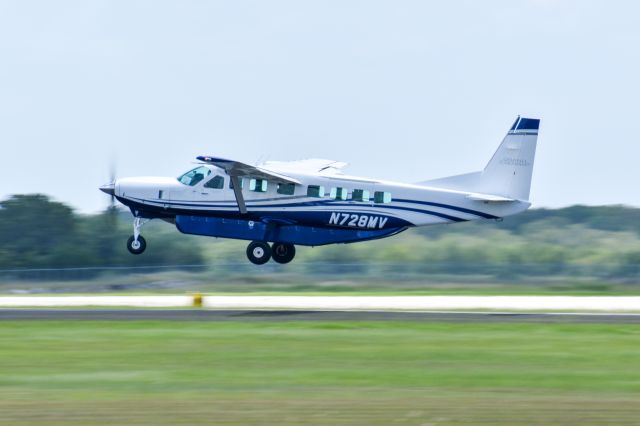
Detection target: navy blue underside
<box><xmin>175</xmin><ymin>215</ymin><xmax>407</xmax><ymax>246</ymax></box>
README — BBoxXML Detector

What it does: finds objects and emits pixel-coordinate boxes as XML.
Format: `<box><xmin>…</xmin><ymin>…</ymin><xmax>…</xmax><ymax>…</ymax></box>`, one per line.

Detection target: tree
<box><xmin>0</xmin><ymin>194</ymin><xmax>77</xmax><ymax>268</ymax></box>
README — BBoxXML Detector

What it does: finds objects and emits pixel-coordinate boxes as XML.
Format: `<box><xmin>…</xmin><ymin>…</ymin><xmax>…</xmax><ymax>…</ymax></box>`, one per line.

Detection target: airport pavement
<box><xmin>2</xmin><ymin>295</ymin><xmax>640</xmax><ymax>311</ymax></box>
<box><xmin>2</xmin><ymin>309</ymin><xmax>640</xmax><ymax>323</ymax></box>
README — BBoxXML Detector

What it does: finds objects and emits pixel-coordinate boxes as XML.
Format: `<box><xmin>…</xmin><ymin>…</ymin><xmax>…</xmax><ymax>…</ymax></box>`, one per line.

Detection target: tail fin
<box><xmin>420</xmin><ymin>116</ymin><xmax>539</xmax><ymax>201</ymax></box>
<box><xmin>480</xmin><ymin>116</ymin><xmax>539</xmax><ymax>200</ymax></box>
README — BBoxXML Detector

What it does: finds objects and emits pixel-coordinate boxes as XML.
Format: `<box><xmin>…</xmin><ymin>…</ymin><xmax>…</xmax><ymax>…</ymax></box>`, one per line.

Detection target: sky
<box><xmin>1</xmin><ymin>0</ymin><xmax>639</xmax><ymax>213</ymax></box>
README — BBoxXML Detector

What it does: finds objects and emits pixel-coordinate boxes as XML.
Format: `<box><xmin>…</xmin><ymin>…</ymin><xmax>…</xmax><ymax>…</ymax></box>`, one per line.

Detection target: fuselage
<box><xmin>102</xmin><ymin>116</ymin><xmax>539</xmax><ymax>262</ymax></box>
<box><xmin>113</xmin><ymin>165</ymin><xmax>530</xmax><ymax>246</ymax></box>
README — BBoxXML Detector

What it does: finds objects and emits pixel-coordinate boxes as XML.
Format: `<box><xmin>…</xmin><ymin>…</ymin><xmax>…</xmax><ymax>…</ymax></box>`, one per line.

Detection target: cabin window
<box><xmin>307</xmin><ymin>185</ymin><xmax>325</xmax><ymax>198</ymax></box>
<box><xmin>229</xmin><ymin>178</ymin><xmax>244</xmax><ymax>190</ymax></box>
<box><xmin>177</xmin><ymin>166</ymin><xmax>211</xmax><ymax>186</ymax></box>
<box><xmin>330</xmin><ymin>187</ymin><xmax>347</xmax><ymax>200</ymax></box>
<box><xmin>204</xmin><ymin>175</ymin><xmax>224</xmax><ymax>189</ymax></box>
<box><xmin>374</xmin><ymin>191</ymin><xmax>392</xmax><ymax>203</ymax></box>
<box><xmin>277</xmin><ymin>183</ymin><xmax>295</xmax><ymax>195</ymax></box>
<box><xmin>249</xmin><ymin>178</ymin><xmax>268</xmax><ymax>192</ymax></box>
<box><xmin>351</xmin><ymin>189</ymin><xmax>370</xmax><ymax>202</ymax></box>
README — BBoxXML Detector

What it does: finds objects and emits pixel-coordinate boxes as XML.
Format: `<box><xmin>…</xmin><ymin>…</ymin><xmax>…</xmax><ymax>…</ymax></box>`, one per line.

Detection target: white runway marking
<box><xmin>202</xmin><ymin>296</ymin><xmax>640</xmax><ymax>312</ymax></box>
<box><xmin>0</xmin><ymin>295</ymin><xmax>640</xmax><ymax>312</ymax></box>
<box><xmin>0</xmin><ymin>296</ymin><xmax>192</xmax><ymax>307</ymax></box>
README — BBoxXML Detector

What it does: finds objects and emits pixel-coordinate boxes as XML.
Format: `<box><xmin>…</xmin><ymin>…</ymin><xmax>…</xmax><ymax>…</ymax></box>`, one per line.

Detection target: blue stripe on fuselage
<box><xmin>393</xmin><ymin>199</ymin><xmax>499</xmax><ymax>220</ymax></box>
<box><xmin>121</xmin><ymin>196</ymin><xmax>496</xmax><ymax>222</ymax></box>
<box><xmin>327</xmin><ymin>203</ymin><xmax>466</xmax><ymax>222</ymax></box>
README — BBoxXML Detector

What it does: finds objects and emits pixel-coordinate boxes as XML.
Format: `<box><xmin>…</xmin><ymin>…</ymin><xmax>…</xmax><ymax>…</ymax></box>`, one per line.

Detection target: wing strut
<box><xmin>230</xmin><ymin>175</ymin><xmax>247</xmax><ymax>214</ymax></box>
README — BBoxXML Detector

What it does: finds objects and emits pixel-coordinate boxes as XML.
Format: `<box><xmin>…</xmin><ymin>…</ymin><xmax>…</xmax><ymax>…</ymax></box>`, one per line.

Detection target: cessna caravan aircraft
<box><xmin>100</xmin><ymin>116</ymin><xmax>539</xmax><ymax>264</ymax></box>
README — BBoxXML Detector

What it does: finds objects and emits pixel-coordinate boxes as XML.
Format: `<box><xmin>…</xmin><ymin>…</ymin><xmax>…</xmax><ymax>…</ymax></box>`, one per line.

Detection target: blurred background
<box><xmin>2</xmin><ymin>194</ymin><xmax>640</xmax><ymax>294</ymax></box>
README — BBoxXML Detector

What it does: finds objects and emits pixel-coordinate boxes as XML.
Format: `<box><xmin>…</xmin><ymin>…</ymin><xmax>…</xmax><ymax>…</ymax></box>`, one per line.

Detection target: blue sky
<box><xmin>1</xmin><ymin>0</ymin><xmax>639</xmax><ymax>212</ymax></box>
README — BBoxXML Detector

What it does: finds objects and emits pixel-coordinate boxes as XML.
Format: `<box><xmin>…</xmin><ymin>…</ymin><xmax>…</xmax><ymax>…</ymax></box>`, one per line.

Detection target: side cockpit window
<box><xmin>178</xmin><ymin>166</ymin><xmax>211</xmax><ymax>186</ymax></box>
<box><xmin>204</xmin><ymin>175</ymin><xmax>225</xmax><ymax>189</ymax></box>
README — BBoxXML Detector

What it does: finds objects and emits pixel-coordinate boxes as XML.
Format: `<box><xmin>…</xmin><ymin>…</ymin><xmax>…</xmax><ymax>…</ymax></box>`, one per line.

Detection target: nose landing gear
<box><xmin>246</xmin><ymin>241</ymin><xmax>296</xmax><ymax>264</ymax></box>
<box><xmin>127</xmin><ymin>217</ymin><xmax>149</xmax><ymax>255</ymax></box>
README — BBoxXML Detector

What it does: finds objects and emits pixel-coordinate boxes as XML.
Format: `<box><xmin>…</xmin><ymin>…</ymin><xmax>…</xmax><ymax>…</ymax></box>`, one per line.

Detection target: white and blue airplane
<box><xmin>100</xmin><ymin>116</ymin><xmax>539</xmax><ymax>264</ymax></box>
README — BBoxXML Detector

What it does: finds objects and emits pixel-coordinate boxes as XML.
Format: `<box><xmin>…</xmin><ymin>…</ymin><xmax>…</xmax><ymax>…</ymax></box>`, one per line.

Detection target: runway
<box><xmin>2</xmin><ymin>309</ymin><xmax>640</xmax><ymax>323</ymax></box>
<box><xmin>2</xmin><ymin>295</ymin><xmax>640</xmax><ymax>311</ymax></box>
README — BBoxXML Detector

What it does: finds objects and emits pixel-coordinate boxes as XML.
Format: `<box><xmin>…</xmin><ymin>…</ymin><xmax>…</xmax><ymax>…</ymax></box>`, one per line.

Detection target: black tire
<box><xmin>271</xmin><ymin>243</ymin><xmax>296</xmax><ymax>264</ymax></box>
<box><xmin>246</xmin><ymin>241</ymin><xmax>271</xmax><ymax>265</ymax></box>
<box><xmin>126</xmin><ymin>235</ymin><xmax>147</xmax><ymax>255</ymax></box>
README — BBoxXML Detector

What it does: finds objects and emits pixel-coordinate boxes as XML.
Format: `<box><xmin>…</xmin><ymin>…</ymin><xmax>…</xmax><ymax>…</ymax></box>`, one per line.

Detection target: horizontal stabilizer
<box><xmin>420</xmin><ymin>172</ymin><xmax>482</xmax><ymax>192</ymax></box>
<box><xmin>466</xmin><ymin>193</ymin><xmax>516</xmax><ymax>203</ymax></box>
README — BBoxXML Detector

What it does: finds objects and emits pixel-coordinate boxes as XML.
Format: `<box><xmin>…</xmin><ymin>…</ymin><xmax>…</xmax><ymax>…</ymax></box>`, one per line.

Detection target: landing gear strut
<box><xmin>127</xmin><ymin>217</ymin><xmax>148</xmax><ymax>255</ymax></box>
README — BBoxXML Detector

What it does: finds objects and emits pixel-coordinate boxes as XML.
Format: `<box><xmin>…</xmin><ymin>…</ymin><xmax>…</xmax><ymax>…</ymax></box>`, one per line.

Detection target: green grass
<box><xmin>1</xmin><ymin>321</ymin><xmax>640</xmax><ymax>425</ymax></box>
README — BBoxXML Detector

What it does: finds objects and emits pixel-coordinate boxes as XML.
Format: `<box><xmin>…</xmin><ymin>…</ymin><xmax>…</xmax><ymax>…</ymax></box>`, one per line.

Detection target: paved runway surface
<box><xmin>2</xmin><ymin>309</ymin><xmax>640</xmax><ymax>323</ymax></box>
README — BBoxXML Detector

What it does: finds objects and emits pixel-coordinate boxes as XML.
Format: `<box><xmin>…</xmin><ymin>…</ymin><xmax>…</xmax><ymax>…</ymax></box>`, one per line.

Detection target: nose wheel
<box><xmin>127</xmin><ymin>235</ymin><xmax>147</xmax><ymax>254</ymax></box>
<box><xmin>127</xmin><ymin>217</ymin><xmax>149</xmax><ymax>255</ymax></box>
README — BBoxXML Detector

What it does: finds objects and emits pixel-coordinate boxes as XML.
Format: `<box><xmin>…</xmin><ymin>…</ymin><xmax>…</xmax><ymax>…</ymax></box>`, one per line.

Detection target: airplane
<box><xmin>99</xmin><ymin>116</ymin><xmax>539</xmax><ymax>265</ymax></box>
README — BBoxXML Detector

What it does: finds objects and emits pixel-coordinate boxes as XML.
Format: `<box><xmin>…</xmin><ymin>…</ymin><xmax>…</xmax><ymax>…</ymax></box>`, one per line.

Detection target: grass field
<box><xmin>1</xmin><ymin>321</ymin><xmax>640</xmax><ymax>425</ymax></box>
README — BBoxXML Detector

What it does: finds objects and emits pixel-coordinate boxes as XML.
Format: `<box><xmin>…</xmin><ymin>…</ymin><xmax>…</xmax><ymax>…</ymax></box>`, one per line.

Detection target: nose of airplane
<box><xmin>99</xmin><ymin>182</ymin><xmax>116</xmax><ymax>196</ymax></box>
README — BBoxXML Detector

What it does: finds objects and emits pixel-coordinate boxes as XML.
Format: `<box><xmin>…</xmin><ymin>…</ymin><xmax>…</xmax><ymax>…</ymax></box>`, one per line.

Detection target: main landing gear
<box><xmin>127</xmin><ymin>217</ymin><xmax>148</xmax><ymax>255</ymax></box>
<box><xmin>246</xmin><ymin>241</ymin><xmax>296</xmax><ymax>265</ymax></box>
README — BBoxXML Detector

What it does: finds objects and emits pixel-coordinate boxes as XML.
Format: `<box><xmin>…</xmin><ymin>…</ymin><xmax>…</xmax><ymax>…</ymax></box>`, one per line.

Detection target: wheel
<box><xmin>246</xmin><ymin>241</ymin><xmax>271</xmax><ymax>265</ymax></box>
<box><xmin>126</xmin><ymin>235</ymin><xmax>147</xmax><ymax>255</ymax></box>
<box><xmin>271</xmin><ymin>243</ymin><xmax>296</xmax><ymax>264</ymax></box>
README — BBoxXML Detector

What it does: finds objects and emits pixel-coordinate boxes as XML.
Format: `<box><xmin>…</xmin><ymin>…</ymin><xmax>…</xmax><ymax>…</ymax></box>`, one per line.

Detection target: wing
<box><xmin>196</xmin><ymin>156</ymin><xmax>301</xmax><ymax>184</ymax></box>
<box><xmin>196</xmin><ymin>156</ymin><xmax>301</xmax><ymax>215</ymax></box>
<box><xmin>261</xmin><ymin>158</ymin><xmax>348</xmax><ymax>174</ymax></box>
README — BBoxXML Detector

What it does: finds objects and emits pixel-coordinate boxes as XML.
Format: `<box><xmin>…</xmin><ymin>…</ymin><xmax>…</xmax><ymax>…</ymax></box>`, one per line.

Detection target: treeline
<box><xmin>0</xmin><ymin>195</ymin><xmax>203</xmax><ymax>269</ymax></box>
<box><xmin>1</xmin><ymin>194</ymin><xmax>639</xmax><ymax>280</ymax></box>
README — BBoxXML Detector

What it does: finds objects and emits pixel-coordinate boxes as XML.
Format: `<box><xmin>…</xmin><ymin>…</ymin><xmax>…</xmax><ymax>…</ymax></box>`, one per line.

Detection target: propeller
<box><xmin>99</xmin><ymin>158</ymin><xmax>118</xmax><ymax>216</ymax></box>
<box><xmin>108</xmin><ymin>160</ymin><xmax>116</xmax><ymax>209</ymax></box>
<box><xmin>99</xmin><ymin>160</ymin><xmax>117</xmax><ymax>201</ymax></box>
<box><xmin>99</xmin><ymin>159</ymin><xmax>119</xmax><ymax>263</ymax></box>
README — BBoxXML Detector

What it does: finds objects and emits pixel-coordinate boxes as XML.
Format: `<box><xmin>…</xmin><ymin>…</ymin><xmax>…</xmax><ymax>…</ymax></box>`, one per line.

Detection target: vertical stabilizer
<box><xmin>478</xmin><ymin>117</ymin><xmax>539</xmax><ymax>200</ymax></box>
<box><xmin>419</xmin><ymin>116</ymin><xmax>540</xmax><ymax>201</ymax></box>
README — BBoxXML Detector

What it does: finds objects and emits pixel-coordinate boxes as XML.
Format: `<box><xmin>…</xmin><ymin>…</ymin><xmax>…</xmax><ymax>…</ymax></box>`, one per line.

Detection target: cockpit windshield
<box><xmin>178</xmin><ymin>166</ymin><xmax>211</xmax><ymax>186</ymax></box>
